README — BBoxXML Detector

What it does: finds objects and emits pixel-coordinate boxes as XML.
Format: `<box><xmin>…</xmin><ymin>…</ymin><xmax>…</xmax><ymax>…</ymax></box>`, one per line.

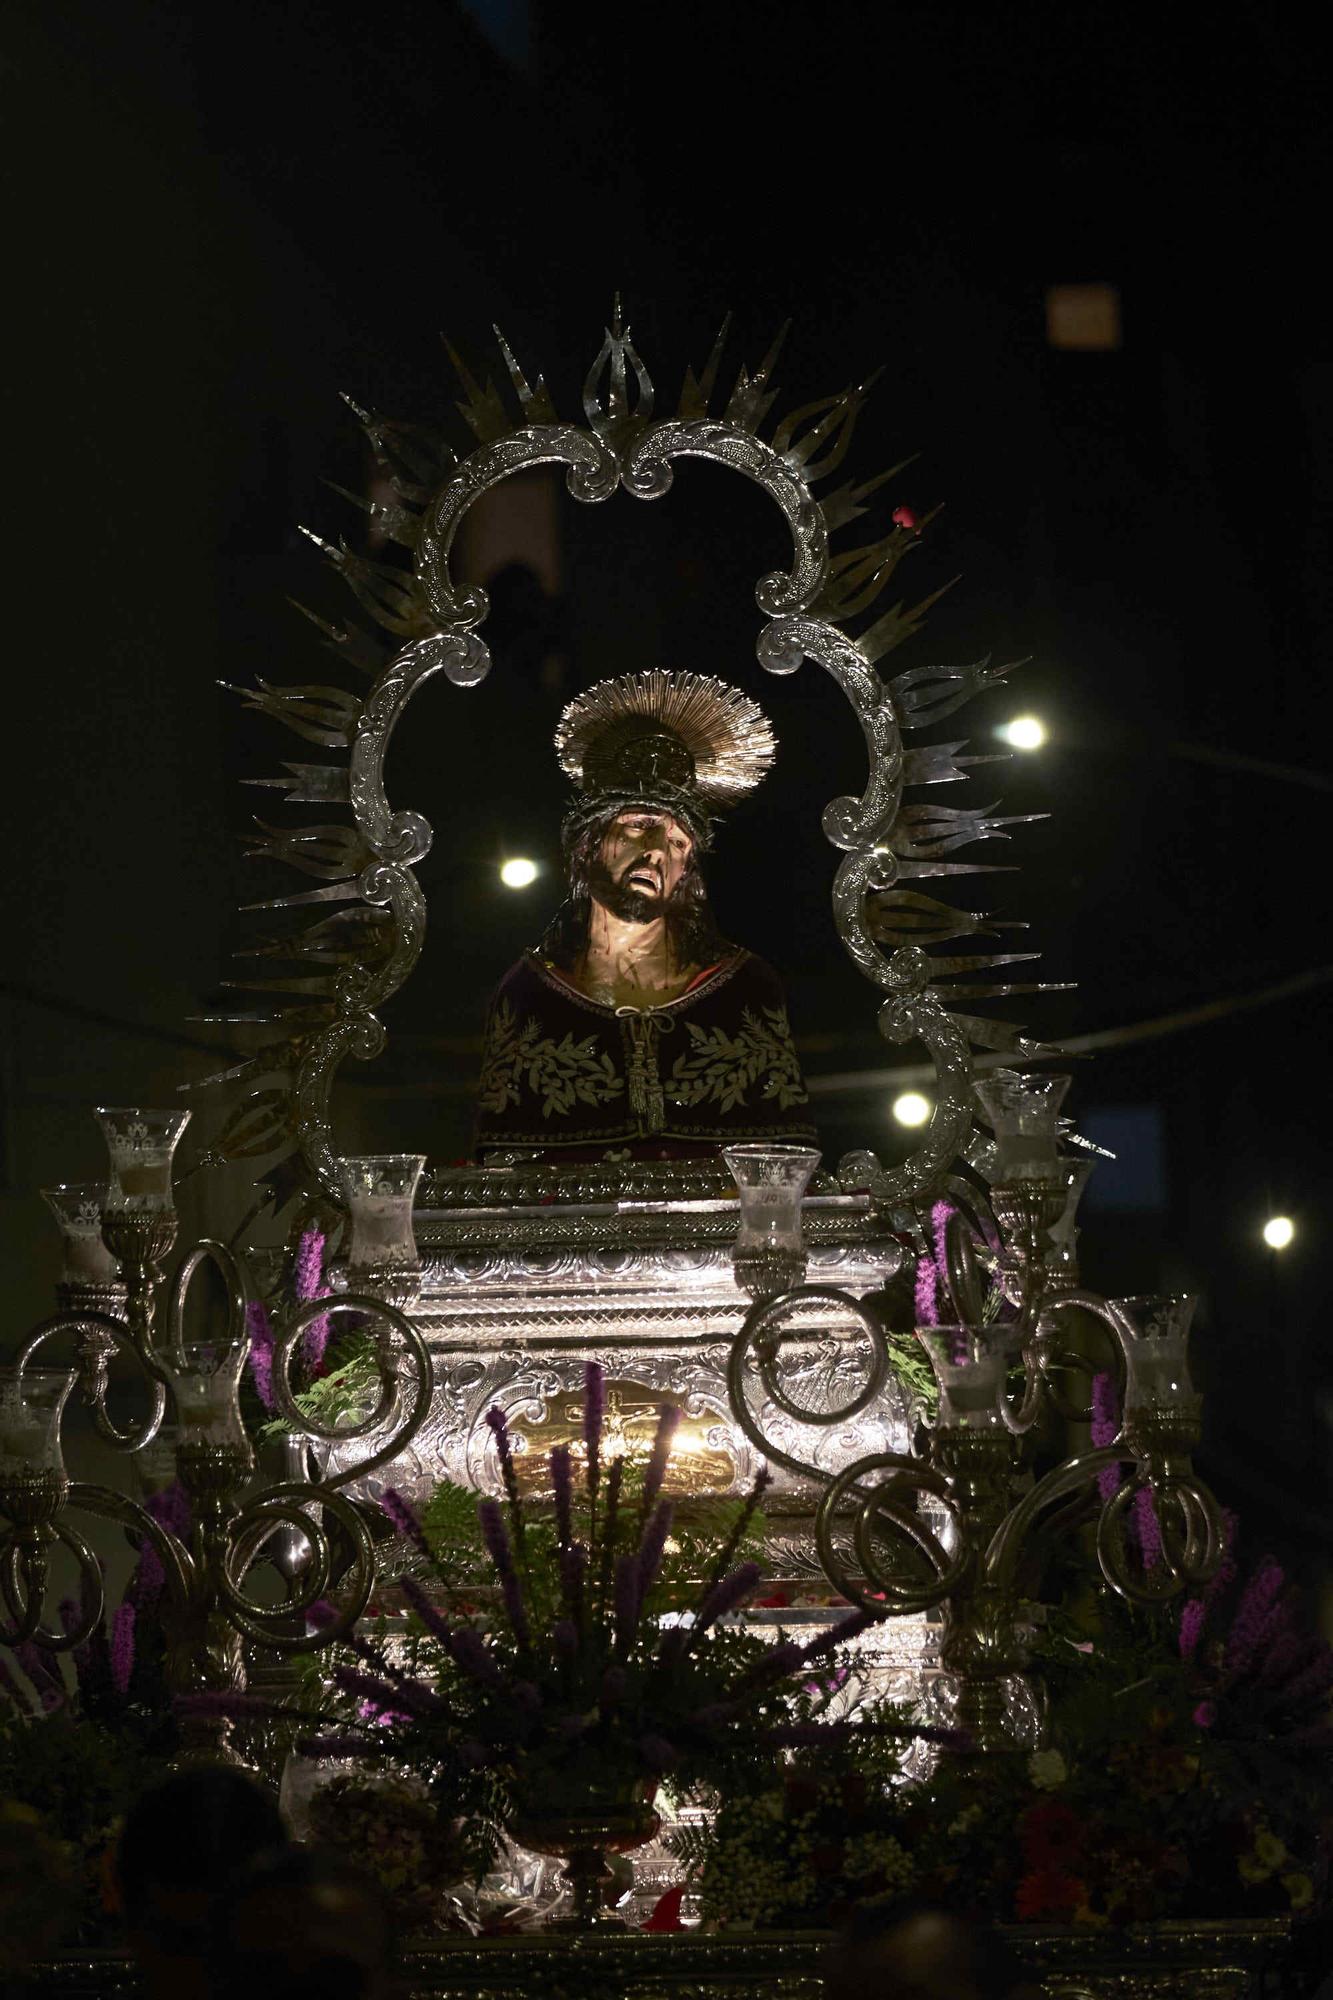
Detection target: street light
<box><xmin>500</xmin><ymin>857</ymin><xmax>540</xmax><ymax>889</ymax></box>
<box><xmin>892</xmin><ymin>1090</ymin><xmax>932</xmax><ymax>1128</ymax></box>
<box><xmin>998</xmin><ymin>715</ymin><xmax>1047</xmax><ymax>751</ymax></box>
<box><xmin>1262</xmin><ymin>1215</ymin><xmax>1295</xmax><ymax>1251</ymax></box>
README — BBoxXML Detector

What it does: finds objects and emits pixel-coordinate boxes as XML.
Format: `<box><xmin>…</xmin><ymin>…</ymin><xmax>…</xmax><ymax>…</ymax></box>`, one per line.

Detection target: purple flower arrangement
<box><xmin>245</xmin><ymin>1223</ymin><xmax>336</xmax><ymax>1415</ymax></box>
<box><xmin>911</xmin><ymin>1198</ymin><xmax>1010</xmax><ymax>1332</ymax></box>
<box><xmin>182</xmin><ymin>1362</ymin><xmax>942</xmax><ymax>1857</ymax></box>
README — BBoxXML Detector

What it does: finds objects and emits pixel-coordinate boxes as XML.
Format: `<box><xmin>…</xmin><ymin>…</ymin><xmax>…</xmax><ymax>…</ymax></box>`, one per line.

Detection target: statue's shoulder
<box><xmin>488</xmin><ymin>952</ymin><xmax>546</xmax><ymax>1004</ymax></box>
<box><xmin>483</xmin><ymin>951</ymin><xmax>591</xmax><ymax>1021</ymax></box>
<box><xmin>709</xmin><ymin>947</ymin><xmax>790</xmax><ymax>1006</ymax></box>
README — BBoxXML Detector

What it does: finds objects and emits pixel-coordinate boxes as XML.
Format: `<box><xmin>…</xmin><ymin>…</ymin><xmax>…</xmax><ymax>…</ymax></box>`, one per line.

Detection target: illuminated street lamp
<box><xmin>1262</xmin><ymin>1215</ymin><xmax>1295</xmax><ymax>1251</ymax></box>
<box><xmin>892</xmin><ymin>1090</ymin><xmax>932</xmax><ymax>1128</ymax></box>
<box><xmin>998</xmin><ymin>715</ymin><xmax>1047</xmax><ymax>750</ymax></box>
<box><xmin>500</xmin><ymin>857</ymin><xmax>540</xmax><ymax>889</ymax></box>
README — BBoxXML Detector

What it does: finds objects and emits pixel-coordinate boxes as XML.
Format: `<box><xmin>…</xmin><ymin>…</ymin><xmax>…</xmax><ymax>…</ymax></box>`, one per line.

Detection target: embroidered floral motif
<box><xmin>477</xmin><ymin>1000</ymin><xmax>625</xmax><ymax>1120</ymax></box>
<box><xmin>666</xmin><ymin>1005</ymin><xmax>809</xmax><ymax>1113</ymax></box>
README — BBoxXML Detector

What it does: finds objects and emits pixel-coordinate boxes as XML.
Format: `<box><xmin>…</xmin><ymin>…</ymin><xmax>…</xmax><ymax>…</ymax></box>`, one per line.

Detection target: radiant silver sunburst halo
<box><xmin>207</xmin><ymin>302</ymin><xmax>1068</xmax><ymax>1219</ymax></box>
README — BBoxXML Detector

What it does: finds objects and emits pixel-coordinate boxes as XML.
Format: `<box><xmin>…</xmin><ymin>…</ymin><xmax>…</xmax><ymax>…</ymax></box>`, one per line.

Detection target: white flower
<box><xmin>1027</xmin><ymin>1748</ymin><xmax>1068</xmax><ymax>1790</ymax></box>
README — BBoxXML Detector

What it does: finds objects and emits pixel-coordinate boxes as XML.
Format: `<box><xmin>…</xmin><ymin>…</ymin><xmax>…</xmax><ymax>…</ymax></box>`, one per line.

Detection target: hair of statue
<box><xmin>540</xmin><ymin>802</ymin><xmax>728</xmax><ymax>973</ymax></box>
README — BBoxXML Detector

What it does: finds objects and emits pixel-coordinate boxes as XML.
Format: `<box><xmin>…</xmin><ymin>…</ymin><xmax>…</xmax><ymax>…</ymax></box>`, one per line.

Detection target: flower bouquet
<box><xmin>194</xmin><ymin>1362</ymin><xmax>931</xmax><ymax>1928</ymax></box>
<box><xmin>683</xmin><ymin>1518</ymin><xmax>1333</xmax><ymax>1936</ymax></box>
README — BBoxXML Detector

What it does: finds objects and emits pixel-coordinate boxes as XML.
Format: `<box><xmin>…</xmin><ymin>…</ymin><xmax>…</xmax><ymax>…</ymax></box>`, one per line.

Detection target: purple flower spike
<box><xmin>693</xmin><ymin>1561</ymin><xmax>763</xmax><ymax>1636</ymax></box>
<box><xmin>550</xmin><ymin>1445</ymin><xmax>574</xmax><ymax>1547</ymax></box>
<box><xmin>110</xmin><ymin>1602</ymin><xmax>136</xmax><ymax>1696</ymax></box>
<box><xmin>1132</xmin><ymin>1485</ymin><xmax>1162</xmax><ymax>1569</ymax></box>
<box><xmin>930</xmin><ymin>1201</ymin><xmax>954</xmax><ymax>1317</ymax></box>
<box><xmin>478</xmin><ymin>1497</ymin><xmax>531</xmax><ymax>1649</ymax></box>
<box><xmin>486</xmin><ymin>1405</ymin><xmax>525</xmax><ymax>1543</ymax></box>
<box><xmin>1090</xmin><ymin>1371</ymin><xmax>1120</xmax><ymax>1447</ymax></box>
<box><xmin>447</xmin><ymin>1625</ymin><xmax>504</xmax><ymax>1690</ymax></box>
<box><xmin>15</xmin><ymin>1642</ymin><xmax>65</xmax><ymax>1713</ymax></box>
<box><xmin>245</xmin><ymin>1300</ymin><xmax>276</xmax><ymax>1412</ymax></box>
<box><xmin>1226</xmin><ymin>1556</ymin><xmax>1286</xmax><ymax>1676</ymax></box>
<box><xmin>295</xmin><ymin>1230</ymin><xmax>331</xmax><ymax>1373</ymax></box>
<box><xmin>914</xmin><ymin>1248</ymin><xmax>938</xmax><ymax>1327</ymax></box>
<box><xmin>380</xmin><ymin>1487</ymin><xmax>433</xmax><ymax>1565</ymax></box>
<box><xmin>1091</xmin><ymin>1371</ymin><xmax>1122</xmax><ymax>1504</ymax></box>
<box><xmin>398</xmin><ymin>1576</ymin><xmax>457</xmax><ymax>1648</ymax></box>
<box><xmin>582</xmin><ymin>1361</ymin><xmax>605</xmax><ymax>1498</ymax></box>
<box><xmin>1178</xmin><ymin>1597</ymin><xmax>1205</xmax><ymax>1661</ymax></box>
<box><xmin>635</xmin><ymin>1499</ymin><xmax>675</xmax><ymax>1608</ymax></box>
<box><xmin>797</xmin><ymin>1607</ymin><xmax>877</xmax><ymax>1665</ymax></box>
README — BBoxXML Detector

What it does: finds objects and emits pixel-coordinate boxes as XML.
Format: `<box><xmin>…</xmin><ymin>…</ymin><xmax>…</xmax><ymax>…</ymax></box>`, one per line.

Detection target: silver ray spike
<box><xmin>241</xmin><ymin>819</ymin><xmax>370</xmax><ymax>880</ymax></box>
<box><xmin>238</xmin><ymin>881</ymin><xmax>364</xmax><ymax>913</ymax></box>
<box><xmin>582</xmin><ymin>310</ymin><xmax>654</xmax><ymax>440</ymax></box>
<box><xmin>725</xmin><ymin>319</ymin><xmax>790</xmax><ymax>431</ymax></box>
<box><xmin>859</xmin><ymin>579</ymin><xmax>961</xmax><ymax>665</ymax></box>
<box><xmin>889</xmin><ymin>654</ymin><xmax>1021</xmax><ymax>727</ymax></box>
<box><xmin>441</xmin><ymin>334</ymin><xmax>511</xmax><ymax>443</ymax></box>
<box><xmin>220</xmin><ymin>679</ymin><xmax>362</xmax><ymax>748</ymax></box>
<box><xmin>891</xmin><ymin>805</ymin><xmax>1047</xmax><ymax>864</ymax></box>
<box><xmin>943</xmin><ymin>1014</ymin><xmax>1063</xmax><ymax>1058</ymax></box>
<box><xmin>901</xmin><ymin>742</ymin><xmax>1010</xmax><ymax>787</ymax></box>
<box><xmin>678</xmin><ymin>311</ymin><xmax>733</xmax><ymax>417</ymax></box>
<box><xmin>286</xmin><ymin>601</ymin><xmax>387</xmax><ymax>679</ymax></box>
<box><xmin>493</xmin><ymin>324</ymin><xmax>558</xmax><ymax>423</ymax></box>
<box><xmin>772</xmin><ymin>367</ymin><xmax>884</xmax><ymax>484</ymax></box>
<box><xmin>822</xmin><ymin>457</ymin><xmax>918</xmax><ymax>533</ymax></box>
<box><xmin>322</xmin><ymin>478</ymin><xmax>420</xmax><ymax>551</ymax></box>
<box><xmin>242</xmin><ymin>763</ymin><xmax>350</xmax><ymax>804</ymax></box>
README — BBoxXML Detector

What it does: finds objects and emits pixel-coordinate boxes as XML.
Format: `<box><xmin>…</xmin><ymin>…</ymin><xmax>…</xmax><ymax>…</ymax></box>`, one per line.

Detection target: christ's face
<box><xmin>591</xmin><ymin>810</ymin><xmax>693</xmax><ymax>920</ymax></box>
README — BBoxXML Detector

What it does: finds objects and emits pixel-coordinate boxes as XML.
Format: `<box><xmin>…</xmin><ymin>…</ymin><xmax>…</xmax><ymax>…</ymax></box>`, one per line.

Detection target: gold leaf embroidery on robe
<box><xmin>477</xmin><ymin>1000</ymin><xmax>625</xmax><ymax>1120</ymax></box>
<box><xmin>666</xmin><ymin>1005</ymin><xmax>809</xmax><ymax>1113</ymax></box>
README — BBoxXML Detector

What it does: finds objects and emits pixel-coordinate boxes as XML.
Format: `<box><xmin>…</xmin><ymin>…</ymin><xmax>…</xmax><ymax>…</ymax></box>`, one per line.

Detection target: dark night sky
<box><xmin>2</xmin><ymin>4</ymin><xmax>1330</xmax><ymax>1538</ymax></box>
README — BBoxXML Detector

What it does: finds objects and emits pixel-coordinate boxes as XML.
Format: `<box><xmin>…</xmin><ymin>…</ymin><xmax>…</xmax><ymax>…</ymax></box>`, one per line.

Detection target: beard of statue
<box><xmin>587</xmin><ymin>851</ymin><xmax>669</xmax><ymax>925</ymax></box>
<box><xmin>541</xmin><ymin>817</ymin><xmax>725</xmax><ymax>973</ymax></box>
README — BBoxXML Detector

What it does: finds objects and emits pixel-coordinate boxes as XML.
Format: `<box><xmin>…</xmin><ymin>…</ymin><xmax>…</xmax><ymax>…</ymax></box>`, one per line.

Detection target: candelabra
<box><xmin>0</xmin><ymin>1111</ymin><xmax>434</xmax><ymax>1762</ymax></box>
<box><xmin>726</xmin><ymin>1077</ymin><xmax>1224</xmax><ymax>1755</ymax></box>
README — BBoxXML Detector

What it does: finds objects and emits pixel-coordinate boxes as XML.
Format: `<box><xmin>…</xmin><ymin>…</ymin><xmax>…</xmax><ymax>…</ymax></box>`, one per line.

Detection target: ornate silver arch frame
<box><xmin>205</xmin><ymin>310</ymin><xmax>1060</xmax><ymax>1218</ymax></box>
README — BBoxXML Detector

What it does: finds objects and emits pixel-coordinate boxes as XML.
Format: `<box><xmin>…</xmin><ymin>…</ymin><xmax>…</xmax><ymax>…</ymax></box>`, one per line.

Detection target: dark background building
<box><xmin>2</xmin><ymin>5</ymin><xmax>1329</xmax><ymax>1558</ymax></box>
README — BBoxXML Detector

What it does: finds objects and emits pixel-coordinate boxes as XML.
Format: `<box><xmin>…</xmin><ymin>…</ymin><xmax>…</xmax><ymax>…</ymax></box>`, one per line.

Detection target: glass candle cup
<box><xmin>915</xmin><ymin>1325</ymin><xmax>1010</xmax><ymax>1430</ymax></box>
<box><xmin>339</xmin><ymin>1155</ymin><xmax>426</xmax><ymax>1276</ymax></box>
<box><xmin>723</xmin><ymin>1144</ymin><xmax>821</xmax><ymax>1300</ymax></box>
<box><xmin>972</xmin><ymin>1071</ymin><xmax>1071</xmax><ymax>1183</ymax></box>
<box><xmin>42</xmin><ymin>1184</ymin><xmax>120</xmax><ymax>1287</ymax></box>
<box><xmin>0</xmin><ymin>1365</ymin><xmax>76</xmax><ymax>1480</ymax></box>
<box><xmin>1112</xmin><ymin>1294</ymin><xmax>1198</xmax><ymax>1414</ymax></box>
<box><xmin>1046</xmin><ymin>1157</ymin><xmax>1097</xmax><ymax>1288</ymax></box>
<box><xmin>95</xmin><ymin>1107</ymin><xmax>192</xmax><ymax>1213</ymax></box>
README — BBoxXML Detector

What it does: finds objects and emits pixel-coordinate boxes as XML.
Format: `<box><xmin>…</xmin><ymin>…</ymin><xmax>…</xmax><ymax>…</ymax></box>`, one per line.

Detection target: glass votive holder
<box><xmin>95</xmin><ymin>1107</ymin><xmax>192</xmax><ymax>1213</ymax></box>
<box><xmin>1045</xmin><ymin>1156</ymin><xmax>1096</xmax><ymax>1288</ymax></box>
<box><xmin>973</xmin><ymin>1070</ymin><xmax>1070</xmax><ymax>1182</ymax></box>
<box><xmin>339</xmin><ymin>1154</ymin><xmax>425</xmax><ymax>1278</ymax></box>
<box><xmin>723</xmin><ymin>1143</ymin><xmax>821</xmax><ymax>1300</ymax></box>
<box><xmin>165</xmin><ymin>1342</ymin><xmax>249</xmax><ymax>1447</ymax></box>
<box><xmin>0</xmin><ymin>1365</ymin><xmax>76</xmax><ymax>1480</ymax></box>
<box><xmin>1113</xmin><ymin>1294</ymin><xmax>1198</xmax><ymax>1415</ymax></box>
<box><xmin>42</xmin><ymin>1183</ymin><xmax>120</xmax><ymax>1288</ymax></box>
<box><xmin>915</xmin><ymin>1325</ymin><xmax>1009</xmax><ymax>1430</ymax></box>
